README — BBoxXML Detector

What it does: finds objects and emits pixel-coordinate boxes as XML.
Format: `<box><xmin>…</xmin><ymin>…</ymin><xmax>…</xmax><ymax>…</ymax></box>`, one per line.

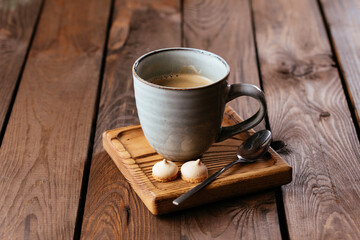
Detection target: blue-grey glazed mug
<box><xmin>133</xmin><ymin>48</ymin><xmax>266</xmax><ymax>161</ymax></box>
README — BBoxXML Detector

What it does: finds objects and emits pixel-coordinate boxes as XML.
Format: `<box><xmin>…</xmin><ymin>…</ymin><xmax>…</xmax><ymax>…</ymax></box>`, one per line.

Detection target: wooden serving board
<box><xmin>103</xmin><ymin>107</ymin><xmax>292</xmax><ymax>215</ymax></box>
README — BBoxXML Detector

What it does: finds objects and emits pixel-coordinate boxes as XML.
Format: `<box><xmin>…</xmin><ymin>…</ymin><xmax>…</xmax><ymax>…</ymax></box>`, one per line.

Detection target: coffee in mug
<box><xmin>148</xmin><ymin>73</ymin><xmax>213</xmax><ymax>88</ymax></box>
<box><xmin>133</xmin><ymin>48</ymin><xmax>266</xmax><ymax>161</ymax></box>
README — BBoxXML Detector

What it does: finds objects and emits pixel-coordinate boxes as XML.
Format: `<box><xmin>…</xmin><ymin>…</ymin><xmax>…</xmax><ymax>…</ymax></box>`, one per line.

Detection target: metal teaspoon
<box><xmin>172</xmin><ymin>129</ymin><xmax>272</xmax><ymax>206</ymax></box>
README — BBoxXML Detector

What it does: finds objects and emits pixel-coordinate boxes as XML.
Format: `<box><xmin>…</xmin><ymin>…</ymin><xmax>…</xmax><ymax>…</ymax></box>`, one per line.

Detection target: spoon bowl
<box><xmin>173</xmin><ymin>129</ymin><xmax>272</xmax><ymax>206</ymax></box>
<box><xmin>237</xmin><ymin>129</ymin><xmax>272</xmax><ymax>160</ymax></box>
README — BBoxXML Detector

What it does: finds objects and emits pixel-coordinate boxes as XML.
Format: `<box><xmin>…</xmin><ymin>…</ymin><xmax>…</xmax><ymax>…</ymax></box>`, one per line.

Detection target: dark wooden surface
<box><xmin>0</xmin><ymin>0</ymin><xmax>42</xmax><ymax>141</ymax></box>
<box><xmin>0</xmin><ymin>0</ymin><xmax>111</xmax><ymax>239</ymax></box>
<box><xmin>320</xmin><ymin>0</ymin><xmax>360</xmax><ymax>128</ymax></box>
<box><xmin>253</xmin><ymin>0</ymin><xmax>360</xmax><ymax>238</ymax></box>
<box><xmin>1</xmin><ymin>0</ymin><xmax>360</xmax><ymax>239</ymax></box>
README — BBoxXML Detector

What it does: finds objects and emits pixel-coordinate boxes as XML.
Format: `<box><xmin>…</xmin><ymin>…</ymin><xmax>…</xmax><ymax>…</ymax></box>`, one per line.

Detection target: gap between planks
<box><xmin>0</xmin><ymin>0</ymin><xmax>44</xmax><ymax>147</ymax></box>
<box><xmin>248</xmin><ymin>0</ymin><xmax>290</xmax><ymax>238</ymax></box>
<box><xmin>73</xmin><ymin>0</ymin><xmax>116</xmax><ymax>239</ymax></box>
<box><xmin>316</xmin><ymin>0</ymin><xmax>360</xmax><ymax>141</ymax></box>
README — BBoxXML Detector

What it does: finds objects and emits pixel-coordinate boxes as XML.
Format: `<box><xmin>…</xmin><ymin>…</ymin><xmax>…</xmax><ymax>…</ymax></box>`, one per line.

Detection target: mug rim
<box><xmin>132</xmin><ymin>47</ymin><xmax>230</xmax><ymax>91</ymax></box>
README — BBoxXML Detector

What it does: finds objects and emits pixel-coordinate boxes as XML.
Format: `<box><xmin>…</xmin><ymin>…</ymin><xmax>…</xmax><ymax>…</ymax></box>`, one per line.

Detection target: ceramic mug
<box><xmin>133</xmin><ymin>48</ymin><xmax>266</xmax><ymax>161</ymax></box>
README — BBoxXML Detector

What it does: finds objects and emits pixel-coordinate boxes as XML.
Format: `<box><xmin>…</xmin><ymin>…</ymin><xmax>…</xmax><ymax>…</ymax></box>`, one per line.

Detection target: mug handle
<box><xmin>216</xmin><ymin>83</ymin><xmax>267</xmax><ymax>142</ymax></box>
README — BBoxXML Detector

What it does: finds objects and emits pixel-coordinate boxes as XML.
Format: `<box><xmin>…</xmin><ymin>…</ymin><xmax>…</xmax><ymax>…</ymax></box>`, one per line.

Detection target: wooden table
<box><xmin>1</xmin><ymin>0</ymin><xmax>360</xmax><ymax>239</ymax></box>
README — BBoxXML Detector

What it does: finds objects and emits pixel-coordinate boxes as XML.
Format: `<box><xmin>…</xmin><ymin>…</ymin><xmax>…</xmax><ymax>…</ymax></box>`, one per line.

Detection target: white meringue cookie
<box><xmin>152</xmin><ymin>159</ymin><xmax>179</xmax><ymax>182</ymax></box>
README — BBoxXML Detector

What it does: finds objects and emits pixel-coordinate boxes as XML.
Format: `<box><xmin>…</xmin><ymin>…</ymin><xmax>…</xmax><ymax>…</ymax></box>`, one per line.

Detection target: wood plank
<box><xmin>0</xmin><ymin>0</ymin><xmax>111</xmax><ymax>238</ymax></box>
<box><xmin>320</xmin><ymin>0</ymin><xmax>360</xmax><ymax>128</ymax></box>
<box><xmin>80</xmin><ymin>0</ymin><xmax>182</xmax><ymax>239</ymax></box>
<box><xmin>182</xmin><ymin>0</ymin><xmax>282</xmax><ymax>239</ymax></box>
<box><xmin>0</xmin><ymin>0</ymin><xmax>42</xmax><ymax>140</ymax></box>
<box><xmin>252</xmin><ymin>0</ymin><xmax>360</xmax><ymax>238</ymax></box>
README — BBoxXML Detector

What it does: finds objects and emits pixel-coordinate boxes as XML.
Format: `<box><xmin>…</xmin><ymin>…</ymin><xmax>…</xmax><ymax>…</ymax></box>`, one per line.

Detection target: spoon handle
<box><xmin>172</xmin><ymin>159</ymin><xmax>244</xmax><ymax>206</ymax></box>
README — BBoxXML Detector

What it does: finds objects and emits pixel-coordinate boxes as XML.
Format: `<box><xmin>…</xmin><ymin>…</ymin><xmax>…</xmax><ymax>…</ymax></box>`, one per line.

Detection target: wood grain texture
<box><xmin>320</xmin><ymin>0</ymin><xmax>360</xmax><ymax>127</ymax></box>
<box><xmin>181</xmin><ymin>0</ymin><xmax>282</xmax><ymax>239</ymax></box>
<box><xmin>102</xmin><ymin>108</ymin><xmax>291</xmax><ymax>215</ymax></box>
<box><xmin>253</xmin><ymin>0</ymin><xmax>360</xmax><ymax>238</ymax></box>
<box><xmin>0</xmin><ymin>0</ymin><xmax>42</xmax><ymax>137</ymax></box>
<box><xmin>180</xmin><ymin>191</ymin><xmax>281</xmax><ymax>240</ymax></box>
<box><xmin>0</xmin><ymin>0</ymin><xmax>111</xmax><ymax>239</ymax></box>
<box><xmin>81</xmin><ymin>0</ymin><xmax>182</xmax><ymax>239</ymax></box>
